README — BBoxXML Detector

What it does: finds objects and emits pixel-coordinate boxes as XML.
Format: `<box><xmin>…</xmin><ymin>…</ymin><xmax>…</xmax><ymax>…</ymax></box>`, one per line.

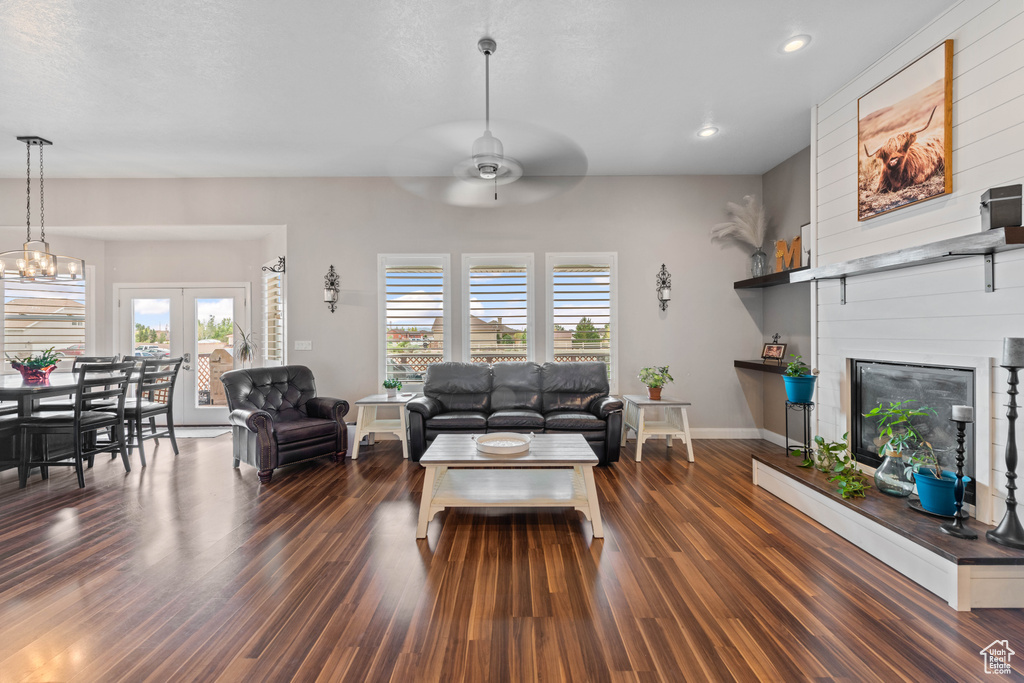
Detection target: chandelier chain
<box><xmin>25</xmin><ymin>141</ymin><xmax>31</xmax><ymax>243</ymax></box>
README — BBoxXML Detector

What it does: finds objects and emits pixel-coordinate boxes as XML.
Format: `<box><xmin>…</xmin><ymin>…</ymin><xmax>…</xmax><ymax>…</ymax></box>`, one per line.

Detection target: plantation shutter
<box><xmin>3</xmin><ymin>278</ymin><xmax>87</xmax><ymax>368</ymax></box>
<box><xmin>468</xmin><ymin>264</ymin><xmax>528</xmax><ymax>363</ymax></box>
<box><xmin>385</xmin><ymin>264</ymin><xmax>445</xmax><ymax>383</ymax></box>
<box><xmin>552</xmin><ymin>263</ymin><xmax>612</xmax><ymax>375</ymax></box>
<box><xmin>263</xmin><ymin>269</ymin><xmax>284</xmax><ymax>364</ymax></box>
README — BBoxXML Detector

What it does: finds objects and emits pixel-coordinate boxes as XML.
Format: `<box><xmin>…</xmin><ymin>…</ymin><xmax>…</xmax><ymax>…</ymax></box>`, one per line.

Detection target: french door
<box><xmin>115</xmin><ymin>286</ymin><xmax>248</xmax><ymax>425</ymax></box>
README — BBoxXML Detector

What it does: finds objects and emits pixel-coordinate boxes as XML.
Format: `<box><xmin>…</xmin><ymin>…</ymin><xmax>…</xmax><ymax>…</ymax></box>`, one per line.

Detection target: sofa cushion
<box><xmin>544</xmin><ymin>411</ymin><xmax>606</xmax><ymax>431</ymax></box>
<box><xmin>540</xmin><ymin>362</ymin><xmax>610</xmax><ymax>413</ymax></box>
<box><xmin>491</xmin><ymin>362</ymin><xmax>542</xmax><ymax>412</ymax></box>
<box><xmin>274</xmin><ymin>418</ymin><xmax>337</xmax><ymax>445</ymax></box>
<box><xmin>488</xmin><ymin>409</ymin><xmax>545</xmax><ymax>429</ymax></box>
<box><xmin>424</xmin><ymin>362</ymin><xmax>492</xmax><ymax>413</ymax></box>
<box><xmin>426</xmin><ymin>411</ymin><xmax>488</xmax><ymax>430</ymax></box>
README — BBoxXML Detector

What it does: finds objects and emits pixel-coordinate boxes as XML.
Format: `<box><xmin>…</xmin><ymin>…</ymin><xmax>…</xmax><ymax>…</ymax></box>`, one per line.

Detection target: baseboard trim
<box><xmin>690</xmin><ymin>428</ymin><xmax>762</xmax><ymax>440</ymax></box>
<box><xmin>760</xmin><ymin>429</ymin><xmax>804</xmax><ymax>449</ymax></box>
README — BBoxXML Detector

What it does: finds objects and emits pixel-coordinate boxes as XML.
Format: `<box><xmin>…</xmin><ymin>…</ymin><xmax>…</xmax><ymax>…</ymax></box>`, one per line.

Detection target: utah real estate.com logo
<box><xmin>980</xmin><ymin>640</ymin><xmax>1015</xmax><ymax>675</ymax></box>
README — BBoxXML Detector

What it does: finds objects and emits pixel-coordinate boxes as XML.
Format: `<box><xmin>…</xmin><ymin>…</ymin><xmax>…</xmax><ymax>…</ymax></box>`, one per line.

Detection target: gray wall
<box><xmin>0</xmin><ymin>174</ymin><xmax>765</xmax><ymax>433</ymax></box>
<box><xmin>761</xmin><ymin>146</ymin><xmax>812</xmax><ymax>438</ymax></box>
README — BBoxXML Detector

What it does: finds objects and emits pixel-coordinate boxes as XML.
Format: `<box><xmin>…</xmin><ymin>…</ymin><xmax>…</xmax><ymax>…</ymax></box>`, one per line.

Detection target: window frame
<box><xmin>378</xmin><ymin>253</ymin><xmax>451</xmax><ymax>387</ymax></box>
<box><xmin>461</xmin><ymin>253</ymin><xmax>535</xmax><ymax>364</ymax></box>
<box><xmin>544</xmin><ymin>252</ymin><xmax>618</xmax><ymax>394</ymax></box>
<box><xmin>0</xmin><ymin>264</ymin><xmax>96</xmax><ymax>374</ymax></box>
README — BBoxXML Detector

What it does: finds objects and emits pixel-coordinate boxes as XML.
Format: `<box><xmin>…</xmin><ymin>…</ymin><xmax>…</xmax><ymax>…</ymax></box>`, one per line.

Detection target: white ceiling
<box><xmin>0</xmin><ymin>0</ymin><xmax>955</xmax><ymax>179</ymax></box>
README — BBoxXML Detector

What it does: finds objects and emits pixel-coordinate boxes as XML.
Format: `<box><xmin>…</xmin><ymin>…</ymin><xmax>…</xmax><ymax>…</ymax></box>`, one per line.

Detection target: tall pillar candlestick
<box><xmin>941</xmin><ymin>413</ymin><xmax>977</xmax><ymax>539</ymax></box>
<box><xmin>987</xmin><ymin>363</ymin><xmax>1024</xmax><ymax>549</ymax></box>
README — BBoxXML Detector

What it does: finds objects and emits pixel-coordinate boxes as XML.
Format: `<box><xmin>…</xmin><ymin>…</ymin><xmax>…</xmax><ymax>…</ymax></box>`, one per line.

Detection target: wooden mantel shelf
<box><xmin>793</xmin><ymin>226</ymin><xmax>1023</xmax><ymax>292</ymax></box>
<box><xmin>732</xmin><ymin>227</ymin><xmax>1023</xmax><ymax>292</ymax></box>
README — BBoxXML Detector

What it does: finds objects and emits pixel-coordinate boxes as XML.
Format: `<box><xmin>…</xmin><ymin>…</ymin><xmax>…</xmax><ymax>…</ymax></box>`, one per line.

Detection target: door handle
<box><xmin>184</xmin><ymin>365</ymin><xmax>191</xmax><ymax>371</ymax></box>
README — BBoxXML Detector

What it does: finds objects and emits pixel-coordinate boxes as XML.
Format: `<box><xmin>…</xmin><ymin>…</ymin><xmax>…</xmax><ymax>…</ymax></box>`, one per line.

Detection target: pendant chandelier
<box><xmin>0</xmin><ymin>137</ymin><xmax>85</xmax><ymax>282</ymax></box>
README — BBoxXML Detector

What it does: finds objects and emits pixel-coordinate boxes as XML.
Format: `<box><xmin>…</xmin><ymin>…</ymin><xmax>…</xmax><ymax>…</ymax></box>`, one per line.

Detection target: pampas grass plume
<box><xmin>710</xmin><ymin>195</ymin><xmax>768</xmax><ymax>250</ymax></box>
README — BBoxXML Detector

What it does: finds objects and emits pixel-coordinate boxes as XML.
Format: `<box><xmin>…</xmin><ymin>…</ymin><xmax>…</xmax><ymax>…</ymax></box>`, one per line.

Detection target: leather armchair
<box><xmin>221</xmin><ymin>365</ymin><xmax>349</xmax><ymax>483</ymax></box>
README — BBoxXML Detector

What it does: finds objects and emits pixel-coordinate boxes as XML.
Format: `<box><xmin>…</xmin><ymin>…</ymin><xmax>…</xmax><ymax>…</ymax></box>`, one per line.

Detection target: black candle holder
<box><xmin>987</xmin><ymin>366</ymin><xmax>1024</xmax><ymax>549</ymax></box>
<box><xmin>941</xmin><ymin>417</ymin><xmax>977</xmax><ymax>539</ymax></box>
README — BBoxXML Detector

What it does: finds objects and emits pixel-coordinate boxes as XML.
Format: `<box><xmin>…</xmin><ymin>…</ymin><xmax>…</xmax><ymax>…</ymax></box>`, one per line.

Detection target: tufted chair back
<box><xmin>221</xmin><ymin>365</ymin><xmax>317</xmax><ymax>422</ymax></box>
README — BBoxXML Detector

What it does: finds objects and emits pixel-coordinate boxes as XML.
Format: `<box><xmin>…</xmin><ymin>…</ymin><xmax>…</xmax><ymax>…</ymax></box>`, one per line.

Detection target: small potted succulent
<box><xmin>8</xmin><ymin>347</ymin><xmax>61</xmax><ymax>384</ymax></box>
<box><xmin>782</xmin><ymin>354</ymin><xmax>818</xmax><ymax>403</ymax></box>
<box><xmin>383</xmin><ymin>378</ymin><xmax>402</xmax><ymax>398</ymax></box>
<box><xmin>638</xmin><ymin>365</ymin><xmax>673</xmax><ymax>400</ymax></box>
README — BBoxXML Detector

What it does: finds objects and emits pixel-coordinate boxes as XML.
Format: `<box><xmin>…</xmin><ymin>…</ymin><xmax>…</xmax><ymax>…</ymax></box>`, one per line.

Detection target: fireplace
<box><xmin>851</xmin><ymin>359</ymin><xmax>975</xmax><ymax>504</ymax></box>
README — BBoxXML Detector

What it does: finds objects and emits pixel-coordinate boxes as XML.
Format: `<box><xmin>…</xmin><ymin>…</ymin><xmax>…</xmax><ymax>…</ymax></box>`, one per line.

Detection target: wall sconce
<box><xmin>656</xmin><ymin>263</ymin><xmax>671</xmax><ymax>311</ymax></box>
<box><xmin>324</xmin><ymin>265</ymin><xmax>339</xmax><ymax>313</ymax></box>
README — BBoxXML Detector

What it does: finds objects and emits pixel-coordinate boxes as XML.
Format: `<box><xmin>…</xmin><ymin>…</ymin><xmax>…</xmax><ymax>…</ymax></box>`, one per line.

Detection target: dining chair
<box><xmin>102</xmin><ymin>357</ymin><xmax>183</xmax><ymax>464</ymax></box>
<box><xmin>18</xmin><ymin>361</ymin><xmax>134</xmax><ymax>489</ymax></box>
<box><xmin>34</xmin><ymin>356</ymin><xmax>119</xmax><ymax>412</ymax></box>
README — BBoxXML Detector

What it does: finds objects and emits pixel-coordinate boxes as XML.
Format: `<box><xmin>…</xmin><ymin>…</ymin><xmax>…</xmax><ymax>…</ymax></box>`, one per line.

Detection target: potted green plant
<box><xmin>909</xmin><ymin>447</ymin><xmax>968</xmax><ymax>517</ymax></box>
<box><xmin>7</xmin><ymin>347</ymin><xmax>61</xmax><ymax>384</ymax></box>
<box><xmin>638</xmin><ymin>366</ymin><xmax>673</xmax><ymax>400</ymax></box>
<box><xmin>233</xmin><ymin>324</ymin><xmax>258</xmax><ymax>369</ymax></box>
<box><xmin>863</xmin><ymin>400</ymin><xmax>936</xmax><ymax>498</ymax></box>
<box><xmin>782</xmin><ymin>354</ymin><xmax>817</xmax><ymax>403</ymax></box>
<box><xmin>383</xmin><ymin>378</ymin><xmax>402</xmax><ymax>398</ymax></box>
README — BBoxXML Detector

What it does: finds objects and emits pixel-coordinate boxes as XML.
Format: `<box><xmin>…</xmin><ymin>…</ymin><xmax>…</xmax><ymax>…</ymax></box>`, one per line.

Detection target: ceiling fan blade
<box><xmin>388</xmin><ymin>119</ymin><xmax>588</xmax><ymax>207</ymax></box>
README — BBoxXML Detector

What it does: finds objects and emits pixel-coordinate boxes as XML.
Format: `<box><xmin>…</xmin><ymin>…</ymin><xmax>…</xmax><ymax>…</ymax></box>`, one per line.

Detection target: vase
<box><xmin>874</xmin><ymin>451</ymin><xmax>914</xmax><ymax>497</ymax></box>
<box><xmin>750</xmin><ymin>249</ymin><xmax>769</xmax><ymax>278</ymax></box>
<box><xmin>385</xmin><ymin>387</ymin><xmax>398</xmax><ymax>398</ymax></box>
<box><xmin>647</xmin><ymin>386</ymin><xmax>662</xmax><ymax>400</ymax></box>
<box><xmin>13</xmin><ymin>363</ymin><xmax>56</xmax><ymax>385</ymax></box>
<box><xmin>782</xmin><ymin>375</ymin><xmax>816</xmax><ymax>404</ymax></box>
<box><xmin>914</xmin><ymin>469</ymin><xmax>970</xmax><ymax>517</ymax></box>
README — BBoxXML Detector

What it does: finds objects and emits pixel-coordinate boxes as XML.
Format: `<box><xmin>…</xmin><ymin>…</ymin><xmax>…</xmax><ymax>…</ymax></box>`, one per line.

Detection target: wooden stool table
<box><xmin>621</xmin><ymin>394</ymin><xmax>694</xmax><ymax>463</ymax></box>
<box><xmin>416</xmin><ymin>433</ymin><xmax>603</xmax><ymax>539</ymax></box>
<box><xmin>351</xmin><ymin>393</ymin><xmax>417</xmax><ymax>460</ymax></box>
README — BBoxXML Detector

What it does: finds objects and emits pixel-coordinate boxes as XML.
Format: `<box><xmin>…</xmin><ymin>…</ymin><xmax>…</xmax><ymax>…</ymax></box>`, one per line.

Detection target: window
<box><xmin>262</xmin><ymin>261</ymin><xmax>285</xmax><ymax>365</ymax></box>
<box><xmin>3</xmin><ymin>276</ymin><xmax>87</xmax><ymax>370</ymax></box>
<box><xmin>463</xmin><ymin>254</ymin><xmax>533</xmax><ymax>363</ymax></box>
<box><xmin>547</xmin><ymin>253</ymin><xmax>617</xmax><ymax>391</ymax></box>
<box><xmin>379</xmin><ymin>254</ymin><xmax>450</xmax><ymax>384</ymax></box>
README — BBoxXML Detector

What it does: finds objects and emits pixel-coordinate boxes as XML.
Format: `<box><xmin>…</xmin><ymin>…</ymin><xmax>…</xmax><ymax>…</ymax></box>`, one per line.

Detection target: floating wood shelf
<box><xmin>733</xmin><ymin>360</ymin><xmax>787</xmax><ymax>374</ymax></box>
<box><xmin>733</xmin><ymin>266</ymin><xmax>809</xmax><ymax>290</ymax></box>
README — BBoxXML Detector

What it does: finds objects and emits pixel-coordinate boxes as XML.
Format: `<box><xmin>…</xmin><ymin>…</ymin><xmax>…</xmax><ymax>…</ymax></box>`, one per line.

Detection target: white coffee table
<box><xmin>416</xmin><ymin>433</ymin><xmax>603</xmax><ymax>539</ymax></box>
<box><xmin>621</xmin><ymin>394</ymin><xmax>694</xmax><ymax>463</ymax></box>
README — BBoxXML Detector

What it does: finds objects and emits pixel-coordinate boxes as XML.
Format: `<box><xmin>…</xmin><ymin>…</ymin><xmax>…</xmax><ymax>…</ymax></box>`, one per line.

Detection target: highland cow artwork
<box><xmin>858</xmin><ymin>40</ymin><xmax>952</xmax><ymax>221</ymax></box>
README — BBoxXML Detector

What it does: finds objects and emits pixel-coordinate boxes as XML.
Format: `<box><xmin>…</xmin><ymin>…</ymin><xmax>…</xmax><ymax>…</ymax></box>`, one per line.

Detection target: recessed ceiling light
<box><xmin>782</xmin><ymin>35</ymin><xmax>811</xmax><ymax>53</ymax></box>
<box><xmin>697</xmin><ymin>126</ymin><xmax>719</xmax><ymax>138</ymax></box>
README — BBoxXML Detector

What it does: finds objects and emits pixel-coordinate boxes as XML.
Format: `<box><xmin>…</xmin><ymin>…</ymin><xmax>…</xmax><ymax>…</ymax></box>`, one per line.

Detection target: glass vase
<box><xmin>874</xmin><ymin>452</ymin><xmax>914</xmax><ymax>497</ymax></box>
<box><xmin>750</xmin><ymin>249</ymin><xmax>769</xmax><ymax>278</ymax></box>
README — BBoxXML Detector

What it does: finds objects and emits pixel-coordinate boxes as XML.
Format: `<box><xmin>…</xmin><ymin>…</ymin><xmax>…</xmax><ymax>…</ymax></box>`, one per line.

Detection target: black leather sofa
<box><xmin>221</xmin><ymin>365</ymin><xmax>349</xmax><ymax>483</ymax></box>
<box><xmin>406</xmin><ymin>361</ymin><xmax>623</xmax><ymax>465</ymax></box>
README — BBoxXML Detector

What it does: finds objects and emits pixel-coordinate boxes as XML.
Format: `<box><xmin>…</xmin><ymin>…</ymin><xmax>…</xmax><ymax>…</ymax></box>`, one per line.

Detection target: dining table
<box><xmin>0</xmin><ymin>372</ymin><xmax>81</xmax><ymax>418</ymax></box>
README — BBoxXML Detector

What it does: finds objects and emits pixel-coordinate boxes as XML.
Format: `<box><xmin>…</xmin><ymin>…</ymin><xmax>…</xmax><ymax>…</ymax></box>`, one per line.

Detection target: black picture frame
<box><xmin>762</xmin><ymin>343</ymin><xmax>786</xmax><ymax>364</ymax></box>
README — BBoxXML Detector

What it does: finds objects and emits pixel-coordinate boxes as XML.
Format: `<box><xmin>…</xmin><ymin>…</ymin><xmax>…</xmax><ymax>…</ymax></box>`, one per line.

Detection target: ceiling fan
<box><xmin>389</xmin><ymin>38</ymin><xmax>588</xmax><ymax>208</ymax></box>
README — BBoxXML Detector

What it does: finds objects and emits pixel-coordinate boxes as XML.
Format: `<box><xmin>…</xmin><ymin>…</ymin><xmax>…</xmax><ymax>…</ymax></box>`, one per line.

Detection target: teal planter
<box><xmin>914</xmin><ymin>470</ymin><xmax>971</xmax><ymax>517</ymax></box>
<box><xmin>782</xmin><ymin>374</ymin><xmax>817</xmax><ymax>403</ymax></box>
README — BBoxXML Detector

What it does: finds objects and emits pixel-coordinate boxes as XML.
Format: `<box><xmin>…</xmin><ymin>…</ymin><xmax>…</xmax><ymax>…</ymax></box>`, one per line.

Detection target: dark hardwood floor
<box><xmin>0</xmin><ymin>436</ymin><xmax>1022</xmax><ymax>682</ymax></box>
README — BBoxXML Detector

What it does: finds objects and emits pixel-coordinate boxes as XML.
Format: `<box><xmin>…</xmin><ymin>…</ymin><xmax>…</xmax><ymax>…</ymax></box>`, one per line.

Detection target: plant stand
<box><xmin>785</xmin><ymin>401</ymin><xmax>814</xmax><ymax>461</ymax></box>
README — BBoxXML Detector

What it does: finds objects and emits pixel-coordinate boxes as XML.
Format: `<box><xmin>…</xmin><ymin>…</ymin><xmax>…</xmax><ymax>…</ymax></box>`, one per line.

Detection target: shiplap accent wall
<box><xmin>812</xmin><ymin>0</ymin><xmax>1024</xmax><ymax>523</ymax></box>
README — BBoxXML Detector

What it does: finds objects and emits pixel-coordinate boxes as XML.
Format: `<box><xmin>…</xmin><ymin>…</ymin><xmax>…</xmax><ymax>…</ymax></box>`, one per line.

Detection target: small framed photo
<box><xmin>762</xmin><ymin>343</ymin><xmax>787</xmax><ymax>363</ymax></box>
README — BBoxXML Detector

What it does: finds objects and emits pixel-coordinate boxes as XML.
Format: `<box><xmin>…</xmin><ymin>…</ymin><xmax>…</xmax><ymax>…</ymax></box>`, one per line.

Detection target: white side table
<box><xmin>621</xmin><ymin>394</ymin><xmax>693</xmax><ymax>463</ymax></box>
<box><xmin>351</xmin><ymin>393</ymin><xmax>418</xmax><ymax>460</ymax></box>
